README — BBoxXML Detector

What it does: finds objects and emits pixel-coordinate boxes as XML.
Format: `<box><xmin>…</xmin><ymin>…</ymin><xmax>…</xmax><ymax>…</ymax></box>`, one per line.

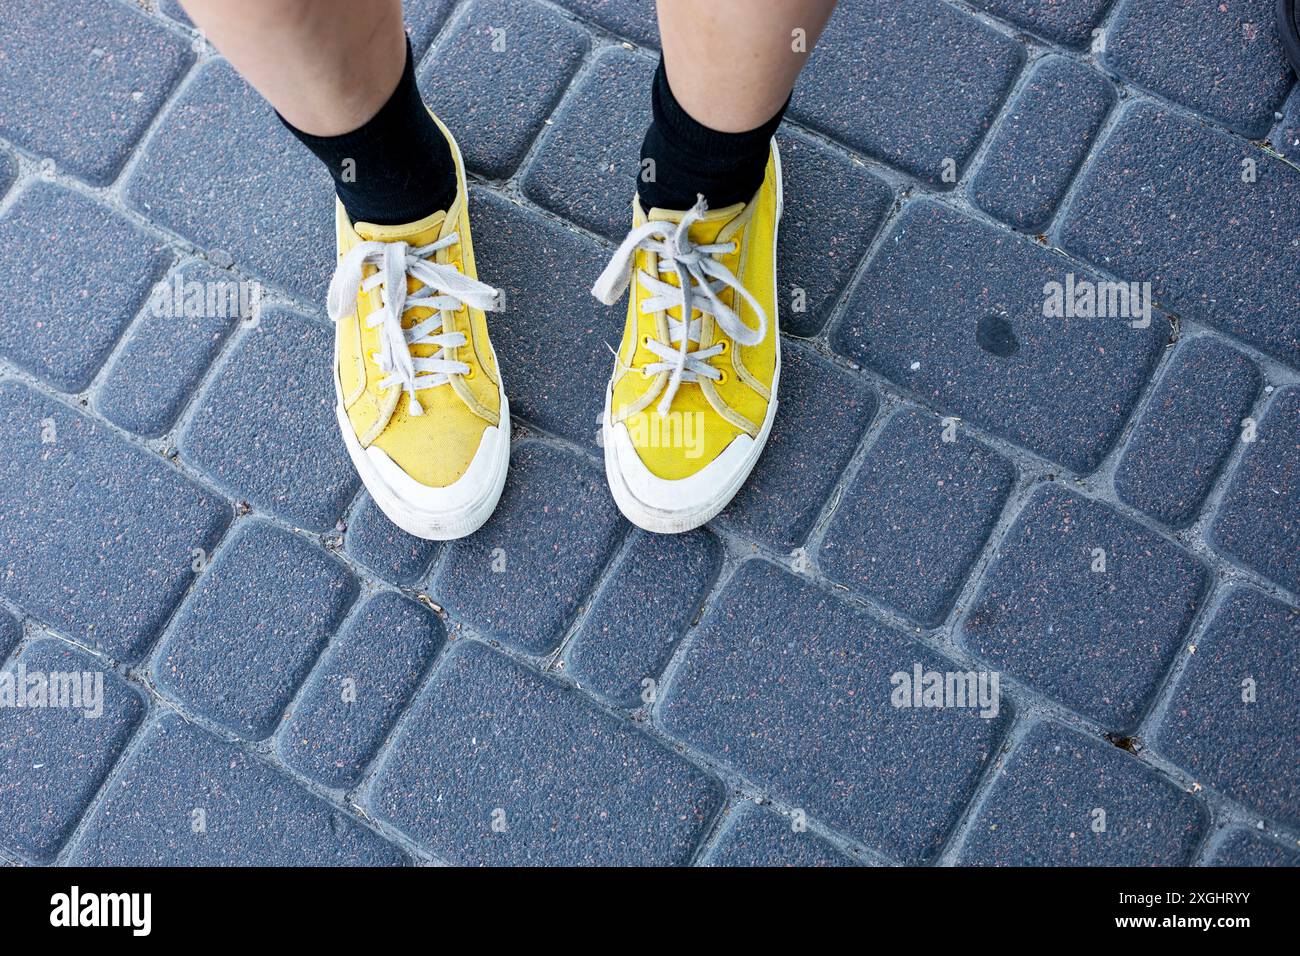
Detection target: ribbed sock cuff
<box><xmin>278</xmin><ymin>37</ymin><xmax>457</xmax><ymax>225</ymax></box>
<box><xmin>637</xmin><ymin>55</ymin><xmax>788</xmax><ymax>211</ymax></box>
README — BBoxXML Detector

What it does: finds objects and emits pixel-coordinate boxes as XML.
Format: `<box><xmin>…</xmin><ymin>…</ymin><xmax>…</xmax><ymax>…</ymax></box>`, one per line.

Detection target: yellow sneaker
<box><xmin>327</xmin><ymin>117</ymin><xmax>509</xmax><ymax>540</ymax></box>
<box><xmin>592</xmin><ymin>142</ymin><xmax>782</xmax><ymax>534</ymax></box>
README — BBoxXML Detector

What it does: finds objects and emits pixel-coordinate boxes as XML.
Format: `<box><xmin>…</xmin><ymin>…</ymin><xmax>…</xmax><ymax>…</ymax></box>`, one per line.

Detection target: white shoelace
<box><xmin>327</xmin><ymin>233</ymin><xmax>502</xmax><ymax>415</ymax></box>
<box><xmin>592</xmin><ymin>197</ymin><xmax>766</xmax><ymax>416</ymax></box>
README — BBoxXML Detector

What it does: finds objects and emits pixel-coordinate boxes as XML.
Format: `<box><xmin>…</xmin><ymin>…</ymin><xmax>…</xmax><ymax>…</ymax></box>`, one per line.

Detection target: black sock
<box><xmin>278</xmin><ymin>38</ymin><xmax>457</xmax><ymax>226</ymax></box>
<box><xmin>637</xmin><ymin>56</ymin><xmax>788</xmax><ymax>212</ymax></box>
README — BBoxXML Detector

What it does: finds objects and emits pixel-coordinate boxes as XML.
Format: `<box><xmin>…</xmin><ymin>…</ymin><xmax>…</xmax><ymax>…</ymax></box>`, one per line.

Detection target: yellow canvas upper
<box><xmin>609</xmin><ymin>148</ymin><xmax>780</xmax><ymax>480</ymax></box>
<box><xmin>333</xmin><ymin>116</ymin><xmax>501</xmax><ymax>489</ymax></box>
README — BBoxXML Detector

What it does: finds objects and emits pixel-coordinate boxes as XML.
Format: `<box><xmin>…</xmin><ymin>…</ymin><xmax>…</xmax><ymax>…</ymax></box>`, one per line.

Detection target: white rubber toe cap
<box><xmin>363</xmin><ymin>423</ymin><xmax>507</xmax><ymax>513</ymax></box>
<box><xmin>605</xmin><ymin>419</ymin><xmax>758</xmax><ymax>533</ymax></box>
<box><xmin>335</xmin><ymin>400</ymin><xmax>510</xmax><ymax>540</ymax></box>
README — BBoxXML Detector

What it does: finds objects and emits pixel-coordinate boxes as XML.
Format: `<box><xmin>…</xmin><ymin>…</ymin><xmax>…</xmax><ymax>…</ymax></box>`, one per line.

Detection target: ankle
<box><xmin>636</xmin><ymin>56</ymin><xmax>786</xmax><ymax>211</ymax></box>
<box><xmin>279</xmin><ymin>38</ymin><xmax>457</xmax><ymax>226</ymax></box>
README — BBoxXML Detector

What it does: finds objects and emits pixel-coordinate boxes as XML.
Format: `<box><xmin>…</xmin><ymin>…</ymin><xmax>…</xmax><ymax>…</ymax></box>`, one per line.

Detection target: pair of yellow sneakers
<box><xmin>327</xmin><ymin>117</ymin><xmax>782</xmax><ymax>539</ymax></box>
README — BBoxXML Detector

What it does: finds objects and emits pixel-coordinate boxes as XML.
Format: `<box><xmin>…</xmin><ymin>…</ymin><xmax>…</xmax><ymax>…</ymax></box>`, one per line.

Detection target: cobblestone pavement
<box><xmin>0</xmin><ymin>0</ymin><xmax>1297</xmax><ymax>866</ymax></box>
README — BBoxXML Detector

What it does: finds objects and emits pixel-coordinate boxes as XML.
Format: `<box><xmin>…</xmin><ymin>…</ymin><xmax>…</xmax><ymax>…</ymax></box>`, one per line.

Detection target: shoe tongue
<box><xmin>644</xmin><ymin>199</ymin><xmax>746</xmax><ymax>244</ymax></box>
<box><xmin>353</xmin><ymin>208</ymin><xmax>448</xmax><ymax>247</ymax></box>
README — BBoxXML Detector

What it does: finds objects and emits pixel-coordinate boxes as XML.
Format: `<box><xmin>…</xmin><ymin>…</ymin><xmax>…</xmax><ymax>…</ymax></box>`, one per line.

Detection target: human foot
<box><xmin>327</xmin><ymin>117</ymin><xmax>509</xmax><ymax>540</ymax></box>
<box><xmin>592</xmin><ymin>142</ymin><xmax>782</xmax><ymax>533</ymax></box>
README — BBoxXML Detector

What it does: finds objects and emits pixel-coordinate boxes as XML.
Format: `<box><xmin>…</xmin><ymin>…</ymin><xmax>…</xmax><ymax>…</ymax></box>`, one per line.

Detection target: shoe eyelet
<box><xmin>641</xmin><ymin>334</ymin><xmax>654</xmax><ymax>349</ymax></box>
<box><xmin>716</xmin><ymin>370</ymin><xmax>730</xmax><ymax>386</ymax></box>
<box><xmin>716</xmin><ymin>341</ymin><xmax>729</xmax><ymax>354</ymax></box>
<box><xmin>463</xmin><ymin>365</ymin><xmax>476</xmax><ymax>380</ymax></box>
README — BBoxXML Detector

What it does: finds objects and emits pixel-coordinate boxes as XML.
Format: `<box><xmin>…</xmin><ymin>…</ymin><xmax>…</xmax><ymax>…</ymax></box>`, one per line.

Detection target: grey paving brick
<box><xmin>179</xmin><ymin>309</ymin><xmax>359</xmax><ymax>532</ymax></box>
<box><xmin>966</xmin><ymin>0</ymin><xmax>1114</xmax><ymax>47</ymax></box>
<box><xmin>550</xmin><ymin>0</ymin><xmax>660</xmax><ymax>48</ymax></box>
<box><xmin>1153</xmin><ymin>587</ymin><xmax>1300</xmax><ymax>827</ymax></box>
<box><xmin>468</xmin><ymin>188</ymin><xmax>620</xmax><ymax>449</ymax></box>
<box><xmin>344</xmin><ymin>493</ymin><xmax>440</xmax><ymax>587</ymax></box>
<box><xmin>1103</xmin><ymin>0</ymin><xmax>1293</xmax><ymax>138</ymax></box>
<box><xmin>819</xmin><ymin>408</ymin><xmax>1016</xmax><ymax>627</ymax></box>
<box><xmin>0</xmin><ymin>611</ymin><xmax>16</xmax><ymax>662</ymax></box>
<box><xmin>158</xmin><ymin>1</ymin><xmax>192</xmax><ymax>27</ymax></box>
<box><xmin>957</xmin><ymin>721</ymin><xmax>1205</xmax><ymax>866</ymax></box>
<box><xmin>971</xmin><ymin>56</ymin><xmax>1114</xmax><ymax>232</ymax></box>
<box><xmin>791</xmin><ymin>0</ymin><xmax>1023</xmax><ymax>185</ymax></box>
<box><xmin>960</xmin><ymin>485</ymin><xmax>1208</xmax><ymax>730</ymax></box>
<box><xmin>0</xmin><ymin>0</ymin><xmax>192</xmax><ymax>185</ymax></box>
<box><xmin>368</xmin><ymin>640</ymin><xmax>721</xmax><ymax>865</ymax></box>
<box><xmin>1061</xmin><ymin>104</ymin><xmax>1300</xmax><ymax>367</ymax></box>
<box><xmin>564</xmin><ymin>528</ymin><xmax>721</xmax><ymax>706</ymax></box>
<box><xmin>419</xmin><ymin>0</ymin><xmax>589</xmax><ymax>179</ymax></box>
<box><xmin>405</xmin><ymin>0</ymin><xmax>460</xmax><ymax>57</ymax></box>
<box><xmin>0</xmin><ymin>381</ymin><xmax>229</xmax><ymax>662</ymax></box>
<box><xmin>69</xmin><ymin>713</ymin><xmax>406</xmax><ymax>865</ymax></box>
<box><xmin>519</xmin><ymin>45</ymin><xmax>655</xmax><ymax>242</ymax></box>
<box><xmin>1208</xmin><ymin>386</ymin><xmax>1300</xmax><ymax>592</ymax></box>
<box><xmin>278</xmin><ymin>592</ymin><xmax>443</xmax><ymax>789</ymax></box>
<box><xmin>151</xmin><ymin>520</ymin><xmax>356</xmax><ymax>740</ymax></box>
<box><xmin>430</xmin><ymin>441</ymin><xmax>625</xmax><ymax>654</ymax></box>
<box><xmin>716</xmin><ymin>341</ymin><xmax>878</xmax><ymax>552</ymax></box>
<box><xmin>93</xmin><ymin>260</ymin><xmax>246</xmax><ymax>437</ymax></box>
<box><xmin>775</xmin><ymin>130</ymin><xmax>894</xmax><ymax>337</ymax></box>
<box><xmin>833</xmin><ymin>199</ymin><xmax>1166</xmax><ymax>474</ymax></box>
<box><xmin>1275</xmin><ymin>85</ymin><xmax>1300</xmax><ymax>164</ymax></box>
<box><xmin>1209</xmin><ymin>829</ymin><xmax>1300</xmax><ymax>867</ymax></box>
<box><xmin>701</xmin><ymin>803</ymin><xmax>858</xmax><ymax>868</ymax></box>
<box><xmin>0</xmin><ymin>150</ymin><xmax>15</xmax><ymax>197</ymax></box>
<box><xmin>0</xmin><ymin>183</ymin><xmax>170</xmax><ymax>392</ymax></box>
<box><xmin>1114</xmin><ymin>336</ymin><xmax>1261</xmax><ymax>528</ymax></box>
<box><xmin>660</xmin><ymin>560</ymin><xmax>1008</xmax><ymax>863</ymax></box>
<box><xmin>0</xmin><ymin>639</ymin><xmax>146</xmax><ymax>862</ymax></box>
<box><xmin>125</xmin><ymin>59</ymin><xmax>334</xmax><ymax>301</ymax></box>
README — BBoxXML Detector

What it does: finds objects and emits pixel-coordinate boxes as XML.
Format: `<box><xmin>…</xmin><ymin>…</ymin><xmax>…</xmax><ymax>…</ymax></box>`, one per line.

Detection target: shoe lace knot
<box><xmin>327</xmin><ymin>233</ymin><xmax>503</xmax><ymax>416</ymax></box>
<box><xmin>591</xmin><ymin>196</ymin><xmax>766</xmax><ymax>416</ymax></box>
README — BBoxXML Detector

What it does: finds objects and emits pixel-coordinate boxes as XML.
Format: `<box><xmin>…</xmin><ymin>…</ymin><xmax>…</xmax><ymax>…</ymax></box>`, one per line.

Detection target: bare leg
<box><xmin>178</xmin><ymin>0</ymin><xmax>405</xmax><ymax>135</ymax></box>
<box><xmin>656</xmin><ymin>0</ymin><xmax>838</xmax><ymax>132</ymax></box>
